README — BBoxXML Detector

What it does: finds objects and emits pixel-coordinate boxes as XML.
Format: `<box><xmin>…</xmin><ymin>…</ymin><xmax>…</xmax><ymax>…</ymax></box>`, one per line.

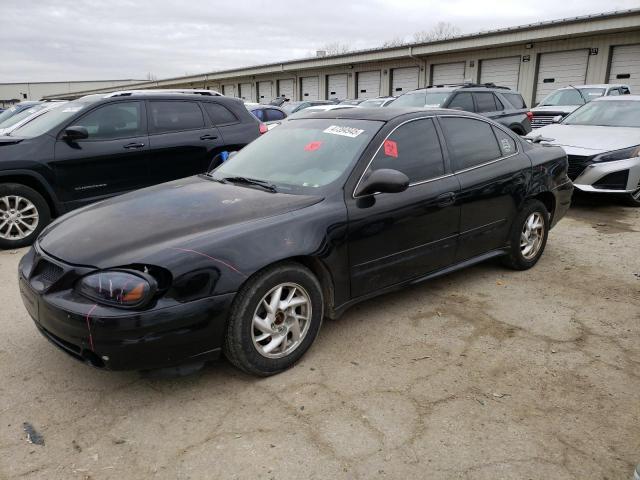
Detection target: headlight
<box><xmin>593</xmin><ymin>145</ymin><xmax>640</xmax><ymax>162</ymax></box>
<box><xmin>77</xmin><ymin>270</ymin><xmax>156</xmax><ymax>308</ymax></box>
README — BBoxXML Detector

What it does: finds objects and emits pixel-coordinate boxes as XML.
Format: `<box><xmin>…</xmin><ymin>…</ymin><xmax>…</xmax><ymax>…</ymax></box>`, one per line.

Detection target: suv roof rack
<box><xmin>103</xmin><ymin>89</ymin><xmax>222</xmax><ymax>98</ymax></box>
<box><xmin>425</xmin><ymin>82</ymin><xmax>512</xmax><ymax>90</ymax></box>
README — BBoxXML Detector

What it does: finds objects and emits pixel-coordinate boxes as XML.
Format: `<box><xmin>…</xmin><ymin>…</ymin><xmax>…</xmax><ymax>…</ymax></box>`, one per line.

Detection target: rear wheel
<box><xmin>0</xmin><ymin>183</ymin><xmax>50</xmax><ymax>249</ymax></box>
<box><xmin>502</xmin><ymin>200</ymin><xmax>549</xmax><ymax>270</ymax></box>
<box><xmin>223</xmin><ymin>262</ymin><xmax>324</xmax><ymax>376</ymax></box>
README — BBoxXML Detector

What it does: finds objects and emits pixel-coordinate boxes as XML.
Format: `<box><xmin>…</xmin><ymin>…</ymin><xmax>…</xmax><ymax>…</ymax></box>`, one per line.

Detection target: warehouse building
<box><xmin>44</xmin><ymin>9</ymin><xmax>640</xmax><ymax>107</ymax></box>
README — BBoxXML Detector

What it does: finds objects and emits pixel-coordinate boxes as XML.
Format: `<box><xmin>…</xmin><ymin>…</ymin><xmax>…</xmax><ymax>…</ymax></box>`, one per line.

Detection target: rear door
<box><xmin>438</xmin><ymin>115</ymin><xmax>530</xmax><ymax>261</ymax></box>
<box><xmin>147</xmin><ymin>100</ymin><xmax>222</xmax><ymax>183</ymax></box>
<box><xmin>53</xmin><ymin>101</ymin><xmax>150</xmax><ymax>207</ymax></box>
<box><xmin>346</xmin><ymin>117</ymin><xmax>460</xmax><ymax>297</ymax></box>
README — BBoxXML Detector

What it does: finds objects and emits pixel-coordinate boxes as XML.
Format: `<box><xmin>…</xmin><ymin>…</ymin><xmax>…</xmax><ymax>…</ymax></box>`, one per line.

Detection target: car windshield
<box><xmin>210</xmin><ymin>118</ymin><xmax>381</xmax><ymax>193</ymax></box>
<box><xmin>0</xmin><ymin>104</ymin><xmax>48</xmax><ymax>129</ymax></box>
<box><xmin>562</xmin><ymin>100</ymin><xmax>640</xmax><ymax>127</ymax></box>
<box><xmin>9</xmin><ymin>101</ymin><xmax>91</xmax><ymax>137</ymax></box>
<box><xmin>539</xmin><ymin>88</ymin><xmax>605</xmax><ymax>106</ymax></box>
<box><xmin>0</xmin><ymin>105</ymin><xmax>32</xmax><ymax>124</ymax></box>
<box><xmin>391</xmin><ymin>91</ymin><xmax>451</xmax><ymax>108</ymax></box>
<box><xmin>281</xmin><ymin>102</ymin><xmax>304</xmax><ymax>114</ymax></box>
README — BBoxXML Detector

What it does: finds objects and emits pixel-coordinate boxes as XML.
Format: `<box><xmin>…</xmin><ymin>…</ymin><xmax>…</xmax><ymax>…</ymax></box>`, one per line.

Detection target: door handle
<box><xmin>436</xmin><ymin>192</ymin><xmax>456</xmax><ymax>207</ymax></box>
<box><xmin>200</xmin><ymin>134</ymin><xmax>218</xmax><ymax>140</ymax></box>
<box><xmin>123</xmin><ymin>142</ymin><xmax>145</xmax><ymax>149</ymax></box>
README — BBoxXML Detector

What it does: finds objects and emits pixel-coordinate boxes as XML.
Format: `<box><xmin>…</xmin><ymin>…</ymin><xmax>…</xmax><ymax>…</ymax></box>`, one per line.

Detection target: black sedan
<box><xmin>19</xmin><ymin>108</ymin><xmax>573</xmax><ymax>376</ymax></box>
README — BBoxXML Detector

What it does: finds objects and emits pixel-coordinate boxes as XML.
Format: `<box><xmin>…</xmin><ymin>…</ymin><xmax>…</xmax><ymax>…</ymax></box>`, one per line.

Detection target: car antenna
<box><xmin>568</xmin><ymin>84</ymin><xmax>588</xmax><ymax>104</ymax></box>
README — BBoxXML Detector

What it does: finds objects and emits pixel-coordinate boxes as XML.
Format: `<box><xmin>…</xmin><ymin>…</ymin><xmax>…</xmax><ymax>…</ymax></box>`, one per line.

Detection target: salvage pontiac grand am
<box><xmin>19</xmin><ymin>108</ymin><xmax>572</xmax><ymax>376</ymax></box>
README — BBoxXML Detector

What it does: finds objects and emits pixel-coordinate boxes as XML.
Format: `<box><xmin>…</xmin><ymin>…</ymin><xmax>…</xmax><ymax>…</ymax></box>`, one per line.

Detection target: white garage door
<box><xmin>239</xmin><ymin>83</ymin><xmax>253</xmax><ymax>101</ymax></box>
<box><xmin>535</xmin><ymin>49</ymin><xmax>589</xmax><ymax>103</ymax></box>
<box><xmin>301</xmin><ymin>77</ymin><xmax>319</xmax><ymax>100</ymax></box>
<box><xmin>258</xmin><ymin>81</ymin><xmax>273</xmax><ymax>104</ymax></box>
<box><xmin>480</xmin><ymin>57</ymin><xmax>521</xmax><ymax>91</ymax></box>
<box><xmin>222</xmin><ymin>84</ymin><xmax>235</xmax><ymax>97</ymax></box>
<box><xmin>608</xmin><ymin>44</ymin><xmax>640</xmax><ymax>93</ymax></box>
<box><xmin>278</xmin><ymin>79</ymin><xmax>294</xmax><ymax>100</ymax></box>
<box><xmin>327</xmin><ymin>74</ymin><xmax>348</xmax><ymax>100</ymax></box>
<box><xmin>432</xmin><ymin>62</ymin><xmax>465</xmax><ymax>86</ymax></box>
<box><xmin>357</xmin><ymin>71</ymin><xmax>381</xmax><ymax>99</ymax></box>
<box><xmin>391</xmin><ymin>67</ymin><xmax>419</xmax><ymax>95</ymax></box>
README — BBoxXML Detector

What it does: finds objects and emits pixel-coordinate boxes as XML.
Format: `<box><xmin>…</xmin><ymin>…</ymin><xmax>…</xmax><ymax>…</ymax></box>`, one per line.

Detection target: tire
<box><xmin>502</xmin><ymin>199</ymin><xmax>549</xmax><ymax>270</ymax></box>
<box><xmin>0</xmin><ymin>183</ymin><xmax>51</xmax><ymax>249</ymax></box>
<box><xmin>622</xmin><ymin>188</ymin><xmax>640</xmax><ymax>207</ymax></box>
<box><xmin>223</xmin><ymin>262</ymin><xmax>324</xmax><ymax>376</ymax></box>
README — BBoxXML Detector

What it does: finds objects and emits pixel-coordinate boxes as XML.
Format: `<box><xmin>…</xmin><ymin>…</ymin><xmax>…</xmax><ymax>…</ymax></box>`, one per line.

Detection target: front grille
<box><xmin>566</xmin><ymin>155</ymin><xmax>593</xmax><ymax>181</ymax></box>
<box><xmin>531</xmin><ymin>114</ymin><xmax>559</xmax><ymax>128</ymax></box>
<box><xmin>31</xmin><ymin>260</ymin><xmax>64</xmax><ymax>288</ymax></box>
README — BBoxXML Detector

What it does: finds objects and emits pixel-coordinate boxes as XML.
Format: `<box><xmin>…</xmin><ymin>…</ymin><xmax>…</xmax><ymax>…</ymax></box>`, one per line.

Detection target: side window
<box><xmin>474</xmin><ymin>92</ymin><xmax>497</xmax><ymax>112</ymax></box>
<box><xmin>367</xmin><ymin>118</ymin><xmax>444</xmax><ymax>184</ymax></box>
<box><xmin>447</xmin><ymin>92</ymin><xmax>474</xmax><ymax>112</ymax></box>
<box><xmin>608</xmin><ymin>88</ymin><xmax>620</xmax><ymax>96</ymax></box>
<box><xmin>203</xmin><ymin>102</ymin><xmax>238</xmax><ymax>125</ymax></box>
<box><xmin>492</xmin><ymin>127</ymin><xmax>516</xmax><ymax>156</ymax></box>
<box><xmin>149</xmin><ymin>101</ymin><xmax>204</xmax><ymax>134</ymax></box>
<box><xmin>74</xmin><ymin>102</ymin><xmax>143</xmax><ymax>140</ymax></box>
<box><xmin>440</xmin><ymin>117</ymin><xmax>502</xmax><ymax>171</ymax></box>
<box><xmin>251</xmin><ymin>109</ymin><xmax>265</xmax><ymax>121</ymax></box>
<box><xmin>266</xmin><ymin>109</ymin><xmax>286</xmax><ymax>121</ymax></box>
<box><xmin>503</xmin><ymin>93</ymin><xmax>527</xmax><ymax>109</ymax></box>
<box><xmin>621</xmin><ymin>87</ymin><xmax>631</xmax><ymax>95</ymax></box>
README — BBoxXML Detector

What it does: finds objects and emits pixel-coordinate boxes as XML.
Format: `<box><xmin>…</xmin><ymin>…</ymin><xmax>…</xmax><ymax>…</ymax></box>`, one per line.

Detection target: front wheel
<box><xmin>223</xmin><ymin>262</ymin><xmax>324</xmax><ymax>376</ymax></box>
<box><xmin>0</xmin><ymin>183</ymin><xmax>51</xmax><ymax>249</ymax></box>
<box><xmin>502</xmin><ymin>200</ymin><xmax>549</xmax><ymax>270</ymax></box>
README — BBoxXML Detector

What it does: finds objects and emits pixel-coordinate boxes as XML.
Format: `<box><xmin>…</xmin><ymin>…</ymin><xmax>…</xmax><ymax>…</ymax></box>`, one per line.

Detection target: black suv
<box><xmin>391</xmin><ymin>83</ymin><xmax>532</xmax><ymax>135</ymax></box>
<box><xmin>0</xmin><ymin>90</ymin><xmax>262</xmax><ymax>248</ymax></box>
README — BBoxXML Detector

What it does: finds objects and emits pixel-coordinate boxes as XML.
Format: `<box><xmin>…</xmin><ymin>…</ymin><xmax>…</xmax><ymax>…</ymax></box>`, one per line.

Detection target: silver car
<box><xmin>528</xmin><ymin>96</ymin><xmax>640</xmax><ymax>206</ymax></box>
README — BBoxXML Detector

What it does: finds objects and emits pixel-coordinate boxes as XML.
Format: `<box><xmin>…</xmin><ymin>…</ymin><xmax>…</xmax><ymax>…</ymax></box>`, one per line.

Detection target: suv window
<box><xmin>265</xmin><ymin>109</ymin><xmax>286</xmax><ymax>121</ymax></box>
<box><xmin>149</xmin><ymin>101</ymin><xmax>204</xmax><ymax>133</ymax></box>
<box><xmin>367</xmin><ymin>118</ymin><xmax>444</xmax><ymax>183</ymax></box>
<box><xmin>608</xmin><ymin>88</ymin><xmax>620</xmax><ymax>96</ymax></box>
<box><xmin>474</xmin><ymin>92</ymin><xmax>497</xmax><ymax>112</ymax></box>
<box><xmin>74</xmin><ymin>102</ymin><xmax>144</xmax><ymax>140</ymax></box>
<box><xmin>621</xmin><ymin>86</ymin><xmax>631</xmax><ymax>95</ymax></box>
<box><xmin>502</xmin><ymin>93</ymin><xmax>526</xmax><ymax>109</ymax></box>
<box><xmin>440</xmin><ymin>117</ymin><xmax>502</xmax><ymax>171</ymax></box>
<box><xmin>492</xmin><ymin>127</ymin><xmax>516</xmax><ymax>156</ymax></box>
<box><xmin>447</xmin><ymin>92</ymin><xmax>474</xmax><ymax>112</ymax></box>
<box><xmin>203</xmin><ymin>102</ymin><xmax>238</xmax><ymax>125</ymax></box>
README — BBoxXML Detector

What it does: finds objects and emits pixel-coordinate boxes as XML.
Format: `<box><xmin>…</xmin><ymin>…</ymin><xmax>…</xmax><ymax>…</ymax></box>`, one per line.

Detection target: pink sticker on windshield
<box><xmin>304</xmin><ymin>141</ymin><xmax>322</xmax><ymax>151</ymax></box>
<box><xmin>384</xmin><ymin>139</ymin><xmax>398</xmax><ymax>158</ymax></box>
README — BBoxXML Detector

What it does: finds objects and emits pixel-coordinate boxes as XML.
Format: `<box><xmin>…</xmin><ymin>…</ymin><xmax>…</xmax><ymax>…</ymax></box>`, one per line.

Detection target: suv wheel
<box><xmin>0</xmin><ymin>183</ymin><xmax>51</xmax><ymax>249</ymax></box>
<box><xmin>502</xmin><ymin>200</ymin><xmax>549</xmax><ymax>270</ymax></box>
<box><xmin>223</xmin><ymin>262</ymin><xmax>324</xmax><ymax>376</ymax></box>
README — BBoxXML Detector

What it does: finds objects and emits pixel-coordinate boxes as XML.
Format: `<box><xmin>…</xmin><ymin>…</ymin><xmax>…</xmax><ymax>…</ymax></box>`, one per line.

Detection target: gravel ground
<box><xmin>0</xmin><ymin>195</ymin><xmax>638</xmax><ymax>480</ymax></box>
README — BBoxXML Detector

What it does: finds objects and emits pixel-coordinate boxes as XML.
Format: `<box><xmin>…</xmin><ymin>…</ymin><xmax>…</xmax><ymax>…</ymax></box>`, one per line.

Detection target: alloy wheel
<box><xmin>520</xmin><ymin>212</ymin><xmax>545</xmax><ymax>260</ymax></box>
<box><xmin>251</xmin><ymin>282</ymin><xmax>312</xmax><ymax>359</ymax></box>
<box><xmin>0</xmin><ymin>195</ymin><xmax>39</xmax><ymax>241</ymax></box>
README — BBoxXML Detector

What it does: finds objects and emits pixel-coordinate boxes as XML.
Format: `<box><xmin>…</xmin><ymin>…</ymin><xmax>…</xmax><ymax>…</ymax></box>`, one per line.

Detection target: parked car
<box><xmin>0</xmin><ymin>101</ymin><xmax>67</xmax><ymax>135</ymax></box>
<box><xmin>0</xmin><ymin>90</ymin><xmax>262</xmax><ymax>248</ymax></box>
<box><xmin>390</xmin><ymin>83</ymin><xmax>532</xmax><ymax>135</ymax></box>
<box><xmin>245</xmin><ymin>103</ymin><xmax>287</xmax><ymax>128</ymax></box>
<box><xmin>531</xmin><ymin>84</ymin><xmax>631</xmax><ymax>128</ymax></box>
<box><xmin>527</xmin><ymin>95</ymin><xmax>640</xmax><ymax>206</ymax></box>
<box><xmin>267</xmin><ymin>104</ymin><xmax>357</xmax><ymax>129</ymax></box>
<box><xmin>281</xmin><ymin>100</ymin><xmax>334</xmax><ymax>115</ymax></box>
<box><xmin>268</xmin><ymin>96</ymin><xmax>290</xmax><ymax>107</ymax></box>
<box><xmin>0</xmin><ymin>101</ymin><xmax>47</xmax><ymax>126</ymax></box>
<box><xmin>358</xmin><ymin>97</ymin><xmax>396</xmax><ymax>108</ymax></box>
<box><xmin>19</xmin><ymin>107</ymin><xmax>572</xmax><ymax>375</ymax></box>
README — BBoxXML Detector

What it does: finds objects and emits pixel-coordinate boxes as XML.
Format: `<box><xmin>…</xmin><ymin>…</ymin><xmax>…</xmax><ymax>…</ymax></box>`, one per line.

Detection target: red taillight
<box><xmin>526</xmin><ymin>111</ymin><xmax>533</xmax><ymax>121</ymax></box>
<box><xmin>259</xmin><ymin>123</ymin><xmax>268</xmax><ymax>134</ymax></box>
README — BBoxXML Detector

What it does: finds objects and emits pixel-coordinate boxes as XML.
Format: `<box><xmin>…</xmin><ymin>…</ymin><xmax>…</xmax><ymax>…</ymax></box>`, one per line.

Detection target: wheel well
<box><xmin>532</xmin><ymin>191</ymin><xmax>555</xmax><ymax>221</ymax></box>
<box><xmin>284</xmin><ymin>256</ymin><xmax>337</xmax><ymax>318</ymax></box>
<box><xmin>0</xmin><ymin>175</ymin><xmax>58</xmax><ymax>216</ymax></box>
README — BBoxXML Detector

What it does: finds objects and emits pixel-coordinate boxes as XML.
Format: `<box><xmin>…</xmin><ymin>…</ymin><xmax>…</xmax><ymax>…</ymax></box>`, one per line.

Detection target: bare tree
<box><xmin>381</xmin><ymin>36</ymin><xmax>407</xmax><ymax>48</ymax></box>
<box><xmin>413</xmin><ymin>22</ymin><xmax>461</xmax><ymax>43</ymax></box>
<box><xmin>319</xmin><ymin>42</ymin><xmax>352</xmax><ymax>55</ymax></box>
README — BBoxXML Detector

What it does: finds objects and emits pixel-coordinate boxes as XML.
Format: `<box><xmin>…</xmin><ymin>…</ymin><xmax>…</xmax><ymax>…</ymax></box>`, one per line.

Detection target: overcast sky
<box><xmin>1</xmin><ymin>0</ymin><xmax>638</xmax><ymax>83</ymax></box>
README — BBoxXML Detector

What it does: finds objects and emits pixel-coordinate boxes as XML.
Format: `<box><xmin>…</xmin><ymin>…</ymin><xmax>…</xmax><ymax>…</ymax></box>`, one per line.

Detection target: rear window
<box><xmin>149</xmin><ymin>101</ymin><xmax>204</xmax><ymax>133</ymax></box>
<box><xmin>203</xmin><ymin>102</ymin><xmax>238</xmax><ymax>125</ymax></box>
<box><xmin>502</xmin><ymin>93</ymin><xmax>527</xmax><ymax>109</ymax></box>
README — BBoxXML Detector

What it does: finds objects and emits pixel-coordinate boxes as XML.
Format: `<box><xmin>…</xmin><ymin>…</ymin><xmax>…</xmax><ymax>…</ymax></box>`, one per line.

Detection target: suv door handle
<box><xmin>200</xmin><ymin>134</ymin><xmax>218</xmax><ymax>140</ymax></box>
<box><xmin>123</xmin><ymin>142</ymin><xmax>145</xmax><ymax>149</ymax></box>
<box><xmin>437</xmin><ymin>192</ymin><xmax>456</xmax><ymax>207</ymax></box>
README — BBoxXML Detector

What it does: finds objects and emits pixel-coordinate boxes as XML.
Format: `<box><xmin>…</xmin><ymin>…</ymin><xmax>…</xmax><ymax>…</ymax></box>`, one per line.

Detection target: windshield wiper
<box><xmin>221</xmin><ymin>176</ymin><xmax>278</xmax><ymax>193</ymax></box>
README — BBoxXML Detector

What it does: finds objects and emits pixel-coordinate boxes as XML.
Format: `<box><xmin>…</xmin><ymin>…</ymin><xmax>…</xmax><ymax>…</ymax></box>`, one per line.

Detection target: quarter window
<box><xmin>74</xmin><ymin>102</ymin><xmax>143</xmax><ymax>140</ymax></box>
<box><xmin>440</xmin><ymin>117</ymin><xmax>502</xmax><ymax>171</ymax></box>
<box><xmin>367</xmin><ymin>118</ymin><xmax>444</xmax><ymax>183</ymax></box>
<box><xmin>474</xmin><ymin>92</ymin><xmax>497</xmax><ymax>112</ymax></box>
<box><xmin>448</xmin><ymin>92</ymin><xmax>474</xmax><ymax>112</ymax></box>
<box><xmin>149</xmin><ymin>101</ymin><xmax>204</xmax><ymax>133</ymax></box>
<box><xmin>502</xmin><ymin>93</ymin><xmax>527</xmax><ymax>109</ymax></box>
<box><xmin>203</xmin><ymin>102</ymin><xmax>238</xmax><ymax>125</ymax></box>
<box><xmin>492</xmin><ymin>127</ymin><xmax>516</xmax><ymax>156</ymax></box>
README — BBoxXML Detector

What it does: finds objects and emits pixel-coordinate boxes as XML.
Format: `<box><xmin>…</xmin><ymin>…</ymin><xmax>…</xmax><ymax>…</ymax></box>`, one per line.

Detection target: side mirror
<box><xmin>355</xmin><ymin>168</ymin><xmax>409</xmax><ymax>197</ymax></box>
<box><xmin>62</xmin><ymin>126</ymin><xmax>88</xmax><ymax>141</ymax></box>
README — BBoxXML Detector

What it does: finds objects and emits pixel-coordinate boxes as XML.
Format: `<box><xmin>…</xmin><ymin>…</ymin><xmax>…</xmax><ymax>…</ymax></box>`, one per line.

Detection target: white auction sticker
<box><xmin>323</xmin><ymin>125</ymin><xmax>364</xmax><ymax>138</ymax></box>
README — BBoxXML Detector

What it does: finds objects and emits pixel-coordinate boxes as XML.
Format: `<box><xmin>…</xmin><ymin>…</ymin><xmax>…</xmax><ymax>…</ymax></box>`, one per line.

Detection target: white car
<box><xmin>530</xmin><ymin>84</ymin><xmax>631</xmax><ymax>129</ymax></box>
<box><xmin>0</xmin><ymin>101</ymin><xmax>67</xmax><ymax>135</ymax></box>
<box><xmin>268</xmin><ymin>104</ymin><xmax>357</xmax><ymax>129</ymax></box>
<box><xmin>527</xmin><ymin>96</ymin><xmax>640</xmax><ymax>206</ymax></box>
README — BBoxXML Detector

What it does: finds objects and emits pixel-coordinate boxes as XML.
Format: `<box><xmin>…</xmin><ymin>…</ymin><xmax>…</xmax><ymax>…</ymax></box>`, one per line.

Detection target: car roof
<box><xmin>557</xmin><ymin>84</ymin><xmax>629</xmax><ymax>90</ymax></box>
<box><xmin>592</xmin><ymin>95</ymin><xmax>640</xmax><ymax>102</ymax></box>
<box><xmin>290</xmin><ymin>107</ymin><xmax>464</xmax><ymax>121</ymax></box>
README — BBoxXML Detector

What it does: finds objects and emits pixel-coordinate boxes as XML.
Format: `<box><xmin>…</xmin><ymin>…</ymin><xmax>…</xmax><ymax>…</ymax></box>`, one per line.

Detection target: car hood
<box><xmin>531</xmin><ymin>105</ymin><xmax>580</xmax><ymax>115</ymax></box>
<box><xmin>526</xmin><ymin>124</ymin><xmax>640</xmax><ymax>154</ymax></box>
<box><xmin>39</xmin><ymin>176</ymin><xmax>323</xmax><ymax>268</ymax></box>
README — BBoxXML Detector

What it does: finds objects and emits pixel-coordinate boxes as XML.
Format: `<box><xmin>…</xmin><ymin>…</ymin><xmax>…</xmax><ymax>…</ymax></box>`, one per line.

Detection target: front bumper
<box><xmin>573</xmin><ymin>156</ymin><xmax>640</xmax><ymax>194</ymax></box>
<box><xmin>19</xmin><ymin>248</ymin><xmax>235</xmax><ymax>371</ymax></box>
